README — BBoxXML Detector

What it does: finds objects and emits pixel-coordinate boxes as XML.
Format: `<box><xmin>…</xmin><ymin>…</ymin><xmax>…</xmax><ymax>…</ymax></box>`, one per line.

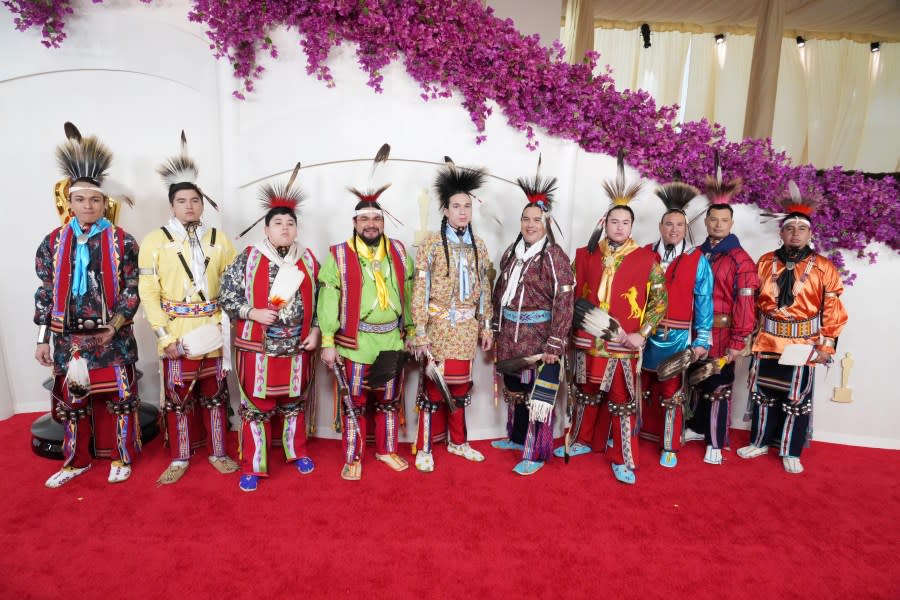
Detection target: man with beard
<box><xmin>36</xmin><ymin>123</ymin><xmax>141</xmax><ymax>487</ymax></box>
<box><xmin>683</xmin><ymin>160</ymin><xmax>759</xmax><ymax>465</ymax></box>
<box><xmin>139</xmin><ymin>134</ymin><xmax>239</xmax><ymax>485</ymax></box>
<box><xmin>318</xmin><ymin>186</ymin><xmax>415</xmax><ymax>480</ymax></box>
<box><xmin>738</xmin><ymin>182</ymin><xmax>847</xmax><ymax>474</ymax></box>
<box><xmin>639</xmin><ymin>181</ymin><xmax>713</xmax><ymax>469</ymax></box>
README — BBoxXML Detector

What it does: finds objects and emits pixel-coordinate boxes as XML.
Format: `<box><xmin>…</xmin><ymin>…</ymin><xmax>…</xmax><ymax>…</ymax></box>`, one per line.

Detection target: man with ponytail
<box><xmin>554</xmin><ymin>151</ymin><xmax>667</xmax><ymax>485</ymax></box>
<box><xmin>411</xmin><ymin>162</ymin><xmax>492</xmax><ymax>472</ymax></box>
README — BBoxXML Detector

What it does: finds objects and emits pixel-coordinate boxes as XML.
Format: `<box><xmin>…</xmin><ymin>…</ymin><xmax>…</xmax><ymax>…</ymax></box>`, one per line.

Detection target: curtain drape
<box><xmin>771</xmin><ymin>37</ymin><xmax>809</xmax><ymax>162</ymax></box>
<box><xmin>592</xmin><ymin>27</ymin><xmax>897</xmax><ymax>170</ymax></box>
<box><xmin>563</xmin><ymin>0</ymin><xmax>595</xmax><ymax>64</ymax></box>
<box><xmin>682</xmin><ymin>32</ymin><xmax>755</xmax><ymax>141</ymax></box>
<box><xmin>805</xmin><ymin>39</ymin><xmax>876</xmax><ymax>169</ymax></box>
<box><xmin>595</xmin><ymin>27</ymin><xmax>689</xmax><ymax>108</ymax></box>
<box><xmin>594</xmin><ymin>27</ymin><xmax>641</xmax><ymax>88</ymax></box>
<box><xmin>634</xmin><ymin>30</ymin><xmax>691</xmax><ymax>108</ymax></box>
<box><xmin>855</xmin><ymin>43</ymin><xmax>900</xmax><ymax>172</ymax></box>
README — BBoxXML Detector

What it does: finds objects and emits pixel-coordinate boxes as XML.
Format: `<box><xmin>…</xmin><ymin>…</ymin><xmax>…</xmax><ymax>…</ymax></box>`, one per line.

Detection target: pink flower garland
<box><xmin>5</xmin><ymin>0</ymin><xmax>898</xmax><ymax>283</ymax></box>
<box><xmin>3</xmin><ymin>0</ymin><xmax>74</xmax><ymax>48</ymax></box>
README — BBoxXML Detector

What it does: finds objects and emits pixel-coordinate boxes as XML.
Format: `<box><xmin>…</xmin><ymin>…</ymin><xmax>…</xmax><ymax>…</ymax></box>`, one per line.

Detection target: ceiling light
<box><xmin>715</xmin><ymin>33</ymin><xmax>726</xmax><ymax>45</ymax></box>
<box><xmin>796</xmin><ymin>36</ymin><xmax>805</xmax><ymax>48</ymax></box>
<box><xmin>640</xmin><ymin>23</ymin><xmax>651</xmax><ymax>49</ymax></box>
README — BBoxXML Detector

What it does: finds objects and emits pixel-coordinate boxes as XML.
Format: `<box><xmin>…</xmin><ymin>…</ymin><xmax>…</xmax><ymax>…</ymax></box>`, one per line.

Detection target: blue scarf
<box><xmin>70</xmin><ymin>217</ymin><xmax>111</xmax><ymax>297</ymax></box>
<box><xmin>700</xmin><ymin>233</ymin><xmax>742</xmax><ymax>257</ymax></box>
<box><xmin>445</xmin><ymin>224</ymin><xmax>473</xmax><ymax>302</ymax></box>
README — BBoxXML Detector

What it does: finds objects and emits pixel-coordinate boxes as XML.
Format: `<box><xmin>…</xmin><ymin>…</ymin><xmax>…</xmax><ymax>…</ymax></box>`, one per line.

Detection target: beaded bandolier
<box><xmin>138</xmin><ymin>131</ymin><xmax>239</xmax><ymax>485</ymax></box>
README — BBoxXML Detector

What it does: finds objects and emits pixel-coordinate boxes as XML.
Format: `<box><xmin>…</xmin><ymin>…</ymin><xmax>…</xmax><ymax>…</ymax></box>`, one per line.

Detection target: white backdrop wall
<box><xmin>1</xmin><ymin>3</ymin><xmax>897</xmax><ymax>449</ymax></box>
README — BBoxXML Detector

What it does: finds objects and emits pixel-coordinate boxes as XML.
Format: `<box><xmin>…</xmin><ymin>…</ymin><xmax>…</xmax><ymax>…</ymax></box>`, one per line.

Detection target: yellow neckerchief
<box><xmin>596</xmin><ymin>237</ymin><xmax>639</xmax><ymax>310</ymax></box>
<box><xmin>350</xmin><ymin>235</ymin><xmax>389</xmax><ymax>309</ymax></box>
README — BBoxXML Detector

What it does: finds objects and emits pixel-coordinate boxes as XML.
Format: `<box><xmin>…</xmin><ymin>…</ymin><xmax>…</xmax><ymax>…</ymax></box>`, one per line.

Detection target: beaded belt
<box><xmin>161</xmin><ymin>298</ymin><xmax>218</xmax><ymax>318</ymax></box>
<box><xmin>575</xmin><ymin>334</ymin><xmax>636</xmax><ymax>354</ymax></box>
<box><xmin>358</xmin><ymin>319</ymin><xmax>400</xmax><ymax>334</ymax></box>
<box><xmin>502</xmin><ymin>307</ymin><xmax>551</xmax><ymax>323</ymax></box>
<box><xmin>266</xmin><ymin>325</ymin><xmax>302</xmax><ymax>338</ymax></box>
<box><xmin>658</xmin><ymin>317</ymin><xmax>691</xmax><ymax>330</ymax></box>
<box><xmin>762</xmin><ymin>314</ymin><xmax>819</xmax><ymax>338</ymax></box>
<box><xmin>428</xmin><ymin>303</ymin><xmax>476</xmax><ymax>322</ymax></box>
<box><xmin>713</xmin><ymin>313</ymin><xmax>732</xmax><ymax>328</ymax></box>
<box><xmin>593</xmin><ymin>340</ymin><xmax>635</xmax><ymax>354</ymax></box>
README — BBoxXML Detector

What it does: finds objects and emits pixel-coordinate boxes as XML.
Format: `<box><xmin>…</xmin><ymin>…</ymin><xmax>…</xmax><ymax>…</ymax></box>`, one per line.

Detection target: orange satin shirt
<box><xmin>753</xmin><ymin>251</ymin><xmax>848</xmax><ymax>356</ymax></box>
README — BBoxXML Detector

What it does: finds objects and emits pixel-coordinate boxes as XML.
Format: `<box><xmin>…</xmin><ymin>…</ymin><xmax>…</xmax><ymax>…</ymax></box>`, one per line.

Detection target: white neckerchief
<box><xmin>653</xmin><ymin>238</ymin><xmax>690</xmax><ymax>270</ymax></box>
<box><xmin>254</xmin><ymin>238</ymin><xmax>306</xmax><ymax>319</ymax></box>
<box><xmin>499</xmin><ymin>236</ymin><xmax>547</xmax><ymax>343</ymax></box>
<box><xmin>167</xmin><ymin>217</ymin><xmax>208</xmax><ymax>300</ymax></box>
<box><xmin>500</xmin><ymin>235</ymin><xmax>546</xmax><ymax>308</ymax></box>
<box><xmin>255</xmin><ymin>238</ymin><xmax>304</xmax><ymax>267</ymax></box>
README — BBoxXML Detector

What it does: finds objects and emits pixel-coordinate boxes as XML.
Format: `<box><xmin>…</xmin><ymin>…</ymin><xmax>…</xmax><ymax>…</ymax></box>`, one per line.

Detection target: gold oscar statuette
<box><xmin>832</xmin><ymin>352</ymin><xmax>854</xmax><ymax>403</ymax></box>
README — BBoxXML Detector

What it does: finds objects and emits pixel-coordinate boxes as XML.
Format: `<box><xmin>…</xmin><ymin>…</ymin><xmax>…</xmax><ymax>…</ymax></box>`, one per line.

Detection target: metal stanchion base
<box><xmin>30</xmin><ymin>404</ymin><xmax>160</xmax><ymax>460</ymax></box>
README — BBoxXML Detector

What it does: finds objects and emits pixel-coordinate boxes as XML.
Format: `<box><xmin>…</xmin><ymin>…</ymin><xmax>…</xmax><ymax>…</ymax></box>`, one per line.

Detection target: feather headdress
<box><xmin>55</xmin><ymin>121</ymin><xmax>112</xmax><ymax>186</ymax></box>
<box><xmin>586</xmin><ymin>149</ymin><xmax>643</xmax><ymax>252</ymax></box>
<box><xmin>348</xmin><ymin>183</ymin><xmax>391</xmax><ymax>206</ymax></box>
<box><xmin>602</xmin><ymin>149</ymin><xmax>643</xmax><ymax>207</ymax></box>
<box><xmin>704</xmin><ymin>150</ymin><xmax>742</xmax><ymax>205</ymax></box>
<box><xmin>352</xmin><ymin>143</ymin><xmax>392</xmax><ymax>208</ymax></box>
<box><xmin>516</xmin><ymin>154</ymin><xmax>557</xmax><ymax>213</ymax></box>
<box><xmin>781</xmin><ymin>180</ymin><xmax>817</xmax><ymax>217</ymax></box>
<box><xmin>347</xmin><ymin>143</ymin><xmax>401</xmax><ymax>225</ymax></box>
<box><xmin>53</xmin><ymin>122</ymin><xmax>133</xmax><ymax>225</ymax></box>
<box><xmin>781</xmin><ymin>181</ymin><xmax>819</xmax><ymax>226</ymax></box>
<box><xmin>260</xmin><ymin>161</ymin><xmax>304</xmax><ymax>213</ymax></box>
<box><xmin>156</xmin><ymin>131</ymin><xmax>219</xmax><ymax>209</ymax></box>
<box><xmin>656</xmin><ymin>181</ymin><xmax>700</xmax><ymax>214</ymax></box>
<box><xmin>762</xmin><ymin>180</ymin><xmax>819</xmax><ymax>227</ymax></box>
<box><xmin>348</xmin><ymin>183</ymin><xmax>404</xmax><ymax>226</ymax></box>
<box><xmin>157</xmin><ymin>130</ymin><xmax>198</xmax><ymax>187</ymax></box>
<box><xmin>434</xmin><ymin>156</ymin><xmax>486</xmax><ymax>209</ymax></box>
<box><xmin>238</xmin><ymin>162</ymin><xmax>303</xmax><ymax>237</ymax></box>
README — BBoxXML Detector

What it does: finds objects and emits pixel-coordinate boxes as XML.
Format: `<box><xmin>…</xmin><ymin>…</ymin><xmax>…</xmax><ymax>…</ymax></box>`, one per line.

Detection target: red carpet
<box><xmin>0</xmin><ymin>412</ymin><xmax>898</xmax><ymax>599</ymax></box>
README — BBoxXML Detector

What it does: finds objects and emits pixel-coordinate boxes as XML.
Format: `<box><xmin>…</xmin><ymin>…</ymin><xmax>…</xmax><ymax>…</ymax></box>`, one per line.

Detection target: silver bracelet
<box><xmin>36</xmin><ymin>324</ymin><xmax>50</xmax><ymax>344</ymax></box>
